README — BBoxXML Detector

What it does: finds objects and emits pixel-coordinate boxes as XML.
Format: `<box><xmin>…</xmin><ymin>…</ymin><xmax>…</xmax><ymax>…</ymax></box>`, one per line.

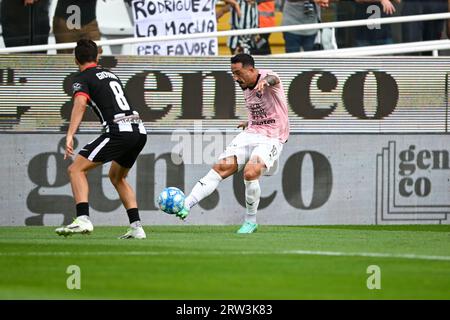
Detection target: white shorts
<box><xmin>218</xmin><ymin>131</ymin><xmax>284</xmax><ymax>174</ymax></box>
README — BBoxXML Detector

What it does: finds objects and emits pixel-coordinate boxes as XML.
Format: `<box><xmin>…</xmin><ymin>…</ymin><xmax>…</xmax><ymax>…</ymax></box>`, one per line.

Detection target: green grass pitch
<box><xmin>0</xmin><ymin>225</ymin><xmax>449</xmax><ymax>299</ymax></box>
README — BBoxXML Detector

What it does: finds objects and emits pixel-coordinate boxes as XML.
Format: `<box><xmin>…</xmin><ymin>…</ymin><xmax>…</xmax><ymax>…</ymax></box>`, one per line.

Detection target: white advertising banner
<box><xmin>1</xmin><ymin>133</ymin><xmax>449</xmax><ymax>226</ymax></box>
<box><xmin>131</xmin><ymin>0</ymin><xmax>218</xmax><ymax>56</ymax></box>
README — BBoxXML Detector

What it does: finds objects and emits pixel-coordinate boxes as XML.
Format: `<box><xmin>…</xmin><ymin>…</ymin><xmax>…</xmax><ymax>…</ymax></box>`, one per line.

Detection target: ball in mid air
<box><xmin>157</xmin><ymin>187</ymin><xmax>185</xmax><ymax>215</ymax></box>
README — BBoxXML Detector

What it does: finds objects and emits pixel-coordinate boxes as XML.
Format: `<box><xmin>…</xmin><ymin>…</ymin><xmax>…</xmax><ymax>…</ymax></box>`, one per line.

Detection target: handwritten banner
<box><xmin>131</xmin><ymin>0</ymin><xmax>218</xmax><ymax>56</ymax></box>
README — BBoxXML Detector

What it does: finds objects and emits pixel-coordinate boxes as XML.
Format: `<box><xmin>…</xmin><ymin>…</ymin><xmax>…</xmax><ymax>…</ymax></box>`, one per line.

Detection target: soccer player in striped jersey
<box><xmin>55</xmin><ymin>39</ymin><xmax>147</xmax><ymax>239</ymax></box>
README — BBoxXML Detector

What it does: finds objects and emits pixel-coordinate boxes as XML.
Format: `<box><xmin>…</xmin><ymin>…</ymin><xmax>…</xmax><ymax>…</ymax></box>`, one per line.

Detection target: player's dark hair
<box><xmin>231</xmin><ymin>53</ymin><xmax>255</xmax><ymax>68</ymax></box>
<box><xmin>75</xmin><ymin>39</ymin><xmax>98</xmax><ymax>64</ymax></box>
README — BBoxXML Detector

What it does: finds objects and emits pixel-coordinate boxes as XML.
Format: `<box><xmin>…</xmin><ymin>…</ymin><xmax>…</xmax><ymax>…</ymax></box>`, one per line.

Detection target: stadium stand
<box><xmin>0</xmin><ymin>0</ymin><xmax>448</xmax><ymax>55</ymax></box>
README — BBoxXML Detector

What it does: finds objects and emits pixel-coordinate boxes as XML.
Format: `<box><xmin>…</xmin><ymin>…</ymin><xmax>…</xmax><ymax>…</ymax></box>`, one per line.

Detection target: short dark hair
<box><xmin>231</xmin><ymin>53</ymin><xmax>255</xmax><ymax>68</ymax></box>
<box><xmin>75</xmin><ymin>39</ymin><xmax>98</xmax><ymax>64</ymax></box>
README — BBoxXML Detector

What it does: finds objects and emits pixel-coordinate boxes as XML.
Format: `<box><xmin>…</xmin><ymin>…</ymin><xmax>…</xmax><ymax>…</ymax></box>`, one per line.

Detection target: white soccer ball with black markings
<box><xmin>157</xmin><ymin>187</ymin><xmax>185</xmax><ymax>215</ymax></box>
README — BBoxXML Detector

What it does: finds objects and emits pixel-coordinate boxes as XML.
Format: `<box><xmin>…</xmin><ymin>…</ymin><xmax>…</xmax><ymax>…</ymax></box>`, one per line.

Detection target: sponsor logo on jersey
<box><xmin>72</xmin><ymin>82</ymin><xmax>82</xmax><ymax>92</ymax></box>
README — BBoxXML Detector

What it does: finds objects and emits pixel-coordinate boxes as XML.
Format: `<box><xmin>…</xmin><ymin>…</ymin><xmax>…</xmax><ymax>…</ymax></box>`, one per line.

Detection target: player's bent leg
<box><xmin>243</xmin><ymin>156</ymin><xmax>265</xmax><ymax>181</ymax></box>
<box><xmin>178</xmin><ymin>157</ymin><xmax>239</xmax><ymax>220</ymax></box>
<box><xmin>213</xmin><ymin>156</ymin><xmax>240</xmax><ymax>178</ymax></box>
<box><xmin>109</xmin><ymin>161</ymin><xmax>146</xmax><ymax>239</ymax></box>
<box><xmin>67</xmin><ymin>155</ymin><xmax>102</xmax><ymax>203</ymax></box>
<box><xmin>55</xmin><ymin>156</ymin><xmax>100</xmax><ymax>237</ymax></box>
<box><xmin>237</xmin><ymin>156</ymin><xmax>266</xmax><ymax>234</ymax></box>
<box><xmin>109</xmin><ymin>161</ymin><xmax>136</xmax><ymax>209</ymax></box>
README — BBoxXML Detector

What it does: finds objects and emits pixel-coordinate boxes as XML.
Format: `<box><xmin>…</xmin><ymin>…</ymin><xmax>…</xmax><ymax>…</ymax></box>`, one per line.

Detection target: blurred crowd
<box><xmin>0</xmin><ymin>0</ymin><xmax>449</xmax><ymax>55</ymax></box>
<box><xmin>224</xmin><ymin>0</ymin><xmax>450</xmax><ymax>55</ymax></box>
<box><xmin>0</xmin><ymin>0</ymin><xmax>101</xmax><ymax>53</ymax></box>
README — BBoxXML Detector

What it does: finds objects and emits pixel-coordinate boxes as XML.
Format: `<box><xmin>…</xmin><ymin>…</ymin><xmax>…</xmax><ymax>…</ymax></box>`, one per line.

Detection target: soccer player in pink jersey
<box><xmin>176</xmin><ymin>53</ymin><xmax>290</xmax><ymax>233</ymax></box>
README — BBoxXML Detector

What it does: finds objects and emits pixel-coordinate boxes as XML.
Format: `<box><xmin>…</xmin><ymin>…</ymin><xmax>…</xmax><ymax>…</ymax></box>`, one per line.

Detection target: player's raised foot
<box><xmin>237</xmin><ymin>221</ymin><xmax>258</xmax><ymax>234</ymax></box>
<box><xmin>118</xmin><ymin>226</ymin><xmax>146</xmax><ymax>239</ymax></box>
<box><xmin>55</xmin><ymin>216</ymin><xmax>93</xmax><ymax>237</ymax></box>
<box><xmin>176</xmin><ymin>206</ymin><xmax>190</xmax><ymax>220</ymax></box>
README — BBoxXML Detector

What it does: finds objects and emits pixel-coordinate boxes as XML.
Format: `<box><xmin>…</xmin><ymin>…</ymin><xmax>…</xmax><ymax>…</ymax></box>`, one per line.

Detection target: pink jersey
<box><xmin>243</xmin><ymin>69</ymin><xmax>290</xmax><ymax>143</ymax></box>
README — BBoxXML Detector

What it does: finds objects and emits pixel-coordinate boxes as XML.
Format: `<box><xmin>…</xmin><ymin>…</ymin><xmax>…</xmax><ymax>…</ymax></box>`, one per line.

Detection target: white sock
<box><xmin>131</xmin><ymin>221</ymin><xmax>142</xmax><ymax>228</ymax></box>
<box><xmin>185</xmin><ymin>169</ymin><xmax>223</xmax><ymax>209</ymax></box>
<box><xmin>244</xmin><ymin>179</ymin><xmax>261</xmax><ymax>224</ymax></box>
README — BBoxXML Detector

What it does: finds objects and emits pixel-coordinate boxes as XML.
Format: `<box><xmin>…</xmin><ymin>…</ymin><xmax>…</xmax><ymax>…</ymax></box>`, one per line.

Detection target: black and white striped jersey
<box><xmin>71</xmin><ymin>64</ymin><xmax>141</xmax><ymax>130</ymax></box>
<box><xmin>228</xmin><ymin>0</ymin><xmax>259</xmax><ymax>54</ymax></box>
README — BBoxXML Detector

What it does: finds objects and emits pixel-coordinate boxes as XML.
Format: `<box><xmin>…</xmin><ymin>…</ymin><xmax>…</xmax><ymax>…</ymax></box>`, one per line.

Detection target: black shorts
<box><xmin>79</xmin><ymin>125</ymin><xmax>147</xmax><ymax>169</ymax></box>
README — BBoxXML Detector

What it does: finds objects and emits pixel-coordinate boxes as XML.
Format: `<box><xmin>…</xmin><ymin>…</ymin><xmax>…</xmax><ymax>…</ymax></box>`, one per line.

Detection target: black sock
<box><xmin>76</xmin><ymin>202</ymin><xmax>89</xmax><ymax>217</ymax></box>
<box><xmin>127</xmin><ymin>208</ymin><xmax>140</xmax><ymax>224</ymax></box>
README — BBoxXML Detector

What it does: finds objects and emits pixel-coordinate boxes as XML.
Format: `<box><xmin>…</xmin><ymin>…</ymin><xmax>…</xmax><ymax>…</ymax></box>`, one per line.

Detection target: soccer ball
<box><xmin>157</xmin><ymin>187</ymin><xmax>185</xmax><ymax>215</ymax></box>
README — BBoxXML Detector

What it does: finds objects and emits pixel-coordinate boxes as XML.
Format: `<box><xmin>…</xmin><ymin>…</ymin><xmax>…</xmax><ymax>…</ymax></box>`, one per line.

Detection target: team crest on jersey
<box><xmin>72</xmin><ymin>82</ymin><xmax>82</xmax><ymax>93</ymax></box>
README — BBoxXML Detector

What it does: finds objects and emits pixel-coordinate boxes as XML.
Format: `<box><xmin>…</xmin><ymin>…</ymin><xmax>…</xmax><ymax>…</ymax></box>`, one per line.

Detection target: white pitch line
<box><xmin>0</xmin><ymin>250</ymin><xmax>449</xmax><ymax>261</ymax></box>
<box><xmin>281</xmin><ymin>250</ymin><xmax>450</xmax><ymax>262</ymax></box>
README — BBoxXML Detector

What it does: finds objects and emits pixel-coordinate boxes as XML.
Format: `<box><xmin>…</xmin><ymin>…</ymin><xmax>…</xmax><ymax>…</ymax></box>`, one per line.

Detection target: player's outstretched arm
<box><xmin>255</xmin><ymin>74</ymin><xmax>280</xmax><ymax>94</ymax></box>
<box><xmin>65</xmin><ymin>95</ymin><xmax>88</xmax><ymax>159</ymax></box>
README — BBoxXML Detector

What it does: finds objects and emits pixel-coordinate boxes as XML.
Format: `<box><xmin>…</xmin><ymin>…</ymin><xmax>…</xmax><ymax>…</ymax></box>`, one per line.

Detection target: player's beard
<box><xmin>236</xmin><ymin>80</ymin><xmax>246</xmax><ymax>90</ymax></box>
